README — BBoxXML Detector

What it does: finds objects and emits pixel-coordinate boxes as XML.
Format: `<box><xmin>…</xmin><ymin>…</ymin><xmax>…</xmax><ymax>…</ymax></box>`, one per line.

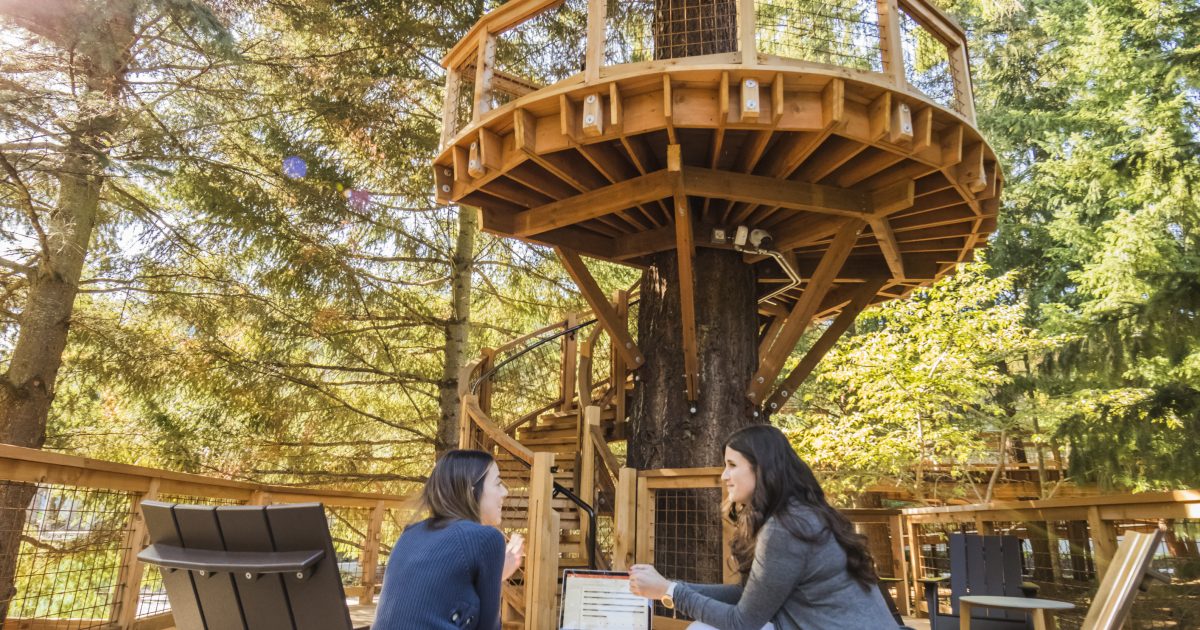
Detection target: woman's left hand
<box><xmin>628</xmin><ymin>564</ymin><xmax>670</xmax><ymax>599</ymax></box>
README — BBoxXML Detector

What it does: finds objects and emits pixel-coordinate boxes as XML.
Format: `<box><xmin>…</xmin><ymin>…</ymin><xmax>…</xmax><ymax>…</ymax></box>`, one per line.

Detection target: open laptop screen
<box><xmin>559</xmin><ymin>569</ymin><xmax>652</xmax><ymax>630</ymax></box>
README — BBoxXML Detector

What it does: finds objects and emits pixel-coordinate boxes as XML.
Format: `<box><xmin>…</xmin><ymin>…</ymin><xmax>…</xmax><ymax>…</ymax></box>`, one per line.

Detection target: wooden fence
<box><xmin>0</xmin><ymin>444</ymin><xmax>410</xmax><ymax>629</ymax></box>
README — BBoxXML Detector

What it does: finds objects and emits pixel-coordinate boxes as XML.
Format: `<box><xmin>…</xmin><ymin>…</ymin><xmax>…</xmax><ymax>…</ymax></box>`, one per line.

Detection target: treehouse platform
<box><xmin>434</xmin><ymin>0</ymin><xmax>1001</xmax><ymax>408</ymax></box>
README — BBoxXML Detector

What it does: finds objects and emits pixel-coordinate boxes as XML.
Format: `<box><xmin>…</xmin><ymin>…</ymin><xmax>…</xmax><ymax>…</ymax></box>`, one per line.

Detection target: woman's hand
<box><xmin>502</xmin><ymin>533</ymin><xmax>525</xmax><ymax>580</ymax></box>
<box><xmin>628</xmin><ymin>564</ymin><xmax>671</xmax><ymax>599</ymax></box>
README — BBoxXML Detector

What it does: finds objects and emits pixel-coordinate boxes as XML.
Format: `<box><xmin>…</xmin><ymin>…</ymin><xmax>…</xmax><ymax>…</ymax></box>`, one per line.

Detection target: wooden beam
<box><xmin>764</xmin><ymin>277</ymin><xmax>887</xmax><ymax>411</ymax></box>
<box><xmin>670</xmin><ymin>145</ymin><xmax>700</xmax><ymax>399</ymax></box>
<box><xmin>555</xmin><ymin>247</ymin><xmax>645</xmax><ymax>368</ymax></box>
<box><xmin>512</xmin><ymin>171</ymin><xmax>672</xmax><ymax>236</ymax></box>
<box><xmin>868</xmin><ymin>217</ymin><xmax>906</xmax><ymax>279</ymax></box>
<box><xmin>747</xmin><ymin>219</ymin><xmax>865</xmax><ymax>402</ymax></box>
<box><xmin>585</xmin><ymin>0</ymin><xmax>605</xmax><ymax>82</ymax></box>
<box><xmin>680</xmin><ymin>167</ymin><xmax>870</xmax><ymax>217</ymax></box>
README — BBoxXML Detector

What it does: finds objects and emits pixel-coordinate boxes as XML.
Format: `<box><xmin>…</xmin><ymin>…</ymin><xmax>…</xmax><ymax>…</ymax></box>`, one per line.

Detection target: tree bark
<box><xmin>627</xmin><ymin>247</ymin><xmax>759</xmax><ymax>585</ymax></box>
<box><xmin>438</xmin><ymin>208</ymin><xmax>479</xmax><ymax>453</ymax></box>
<box><xmin>0</xmin><ymin>1</ymin><xmax>136</xmax><ymax>618</ymax></box>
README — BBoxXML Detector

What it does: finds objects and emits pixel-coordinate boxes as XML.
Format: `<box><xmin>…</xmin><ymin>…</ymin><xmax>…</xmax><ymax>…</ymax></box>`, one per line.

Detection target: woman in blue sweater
<box><xmin>374</xmin><ymin>449</ymin><xmax>524</xmax><ymax>629</ymax></box>
<box><xmin>629</xmin><ymin>425</ymin><xmax>896</xmax><ymax>630</ymax></box>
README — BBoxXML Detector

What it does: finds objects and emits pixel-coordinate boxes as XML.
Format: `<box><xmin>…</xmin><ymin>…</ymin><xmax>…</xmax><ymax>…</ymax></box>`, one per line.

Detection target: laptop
<box><xmin>559</xmin><ymin>569</ymin><xmax>653</xmax><ymax>630</ymax></box>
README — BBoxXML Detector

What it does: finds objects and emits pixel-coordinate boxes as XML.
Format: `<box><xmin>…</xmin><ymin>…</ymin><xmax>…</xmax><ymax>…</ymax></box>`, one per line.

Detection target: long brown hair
<box><xmin>724</xmin><ymin>425</ymin><xmax>879</xmax><ymax>589</ymax></box>
<box><xmin>417</xmin><ymin>449</ymin><xmax>495</xmax><ymax>529</ymax></box>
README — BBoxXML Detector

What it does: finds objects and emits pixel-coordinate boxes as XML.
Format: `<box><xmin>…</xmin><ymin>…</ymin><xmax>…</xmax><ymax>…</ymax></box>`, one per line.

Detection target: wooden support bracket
<box><xmin>556</xmin><ymin>247</ymin><xmax>646</xmax><ymax>369</ymax></box>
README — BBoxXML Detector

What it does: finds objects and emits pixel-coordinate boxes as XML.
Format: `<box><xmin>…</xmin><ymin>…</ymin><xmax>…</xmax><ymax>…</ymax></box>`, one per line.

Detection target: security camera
<box><xmin>749</xmin><ymin>229</ymin><xmax>773</xmax><ymax>249</ymax></box>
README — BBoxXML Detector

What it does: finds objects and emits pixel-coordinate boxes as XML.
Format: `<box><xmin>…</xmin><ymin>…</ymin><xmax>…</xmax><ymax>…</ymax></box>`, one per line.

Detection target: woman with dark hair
<box><xmin>373</xmin><ymin>449</ymin><xmax>524</xmax><ymax>629</ymax></box>
<box><xmin>629</xmin><ymin>425</ymin><xmax>896</xmax><ymax>630</ymax></box>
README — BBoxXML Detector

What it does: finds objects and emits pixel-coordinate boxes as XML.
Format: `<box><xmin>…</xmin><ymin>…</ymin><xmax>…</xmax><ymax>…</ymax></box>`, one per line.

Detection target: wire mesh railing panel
<box><xmin>897</xmin><ymin>7</ymin><xmax>962</xmax><ymax>114</ymax></box>
<box><xmin>493</xmin><ymin>0</ymin><xmax>589</xmax><ymax>102</ymax></box>
<box><xmin>326</xmin><ymin>506</ymin><xmax>373</xmax><ymax>590</ymax></box>
<box><xmin>374</xmin><ymin>507</ymin><xmax>410</xmax><ymax>586</ymax></box>
<box><xmin>651</xmin><ymin>487</ymin><xmax>725</xmax><ymax>620</ymax></box>
<box><xmin>605</xmin><ymin>0</ymin><xmax>739</xmax><ymax>66</ymax></box>
<box><xmin>485</xmin><ymin>330</ymin><xmax>568</xmax><ymax>430</ymax></box>
<box><xmin>0</xmin><ymin>482</ymin><xmax>133</xmax><ymax>627</ymax></box>
<box><xmin>449</xmin><ymin>64</ymin><xmax>477</xmax><ymax>140</ymax></box>
<box><xmin>755</xmin><ymin>0</ymin><xmax>883</xmax><ymax>71</ymax></box>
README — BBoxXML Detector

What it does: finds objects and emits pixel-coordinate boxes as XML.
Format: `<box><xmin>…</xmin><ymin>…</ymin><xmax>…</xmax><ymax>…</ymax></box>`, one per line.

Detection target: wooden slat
<box><xmin>555</xmin><ymin>247</ymin><xmax>646</xmax><ymax>368</ymax></box>
<box><xmin>748</xmin><ymin>219</ymin><xmax>866</xmax><ymax>403</ymax></box>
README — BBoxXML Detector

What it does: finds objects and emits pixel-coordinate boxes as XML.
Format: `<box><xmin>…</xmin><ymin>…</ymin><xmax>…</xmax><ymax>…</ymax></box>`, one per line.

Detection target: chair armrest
<box><xmin>138</xmin><ymin>543</ymin><xmax>325</xmax><ymax>575</ymax></box>
<box><xmin>1020</xmin><ymin>581</ymin><xmax>1039</xmax><ymax>597</ymax></box>
<box><xmin>1140</xmin><ymin>568</ymin><xmax>1170</xmax><ymax>591</ymax></box>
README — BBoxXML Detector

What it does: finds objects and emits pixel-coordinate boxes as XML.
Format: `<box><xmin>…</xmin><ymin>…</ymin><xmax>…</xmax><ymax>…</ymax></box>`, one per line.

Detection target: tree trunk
<box><xmin>627</xmin><ymin>247</ymin><xmax>758</xmax><ymax>585</ymax></box>
<box><xmin>438</xmin><ymin>208</ymin><xmax>479</xmax><ymax>453</ymax></box>
<box><xmin>0</xmin><ymin>1</ymin><xmax>135</xmax><ymax>617</ymax></box>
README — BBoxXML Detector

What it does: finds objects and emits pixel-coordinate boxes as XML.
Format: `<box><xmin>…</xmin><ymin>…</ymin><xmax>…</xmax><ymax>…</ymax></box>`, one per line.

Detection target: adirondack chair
<box><xmin>959</xmin><ymin>529</ymin><xmax>1169</xmax><ymax>630</ymax></box>
<box><xmin>921</xmin><ymin>533</ymin><xmax>1039</xmax><ymax>630</ymax></box>
<box><xmin>137</xmin><ymin>501</ymin><xmax>369</xmax><ymax>630</ymax></box>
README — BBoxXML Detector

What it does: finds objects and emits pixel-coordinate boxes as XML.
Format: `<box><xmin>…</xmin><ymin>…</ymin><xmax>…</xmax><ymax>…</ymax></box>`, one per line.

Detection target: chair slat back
<box><xmin>1081</xmin><ymin>529</ymin><xmax>1163</xmax><ymax>630</ymax></box>
<box><xmin>265</xmin><ymin>503</ymin><xmax>354</xmax><ymax>630</ymax></box>
<box><xmin>217</xmin><ymin>506</ymin><xmax>296</xmax><ymax>629</ymax></box>
<box><xmin>950</xmin><ymin>533</ymin><xmax>1026</xmax><ymax>621</ymax></box>
<box><xmin>139</xmin><ymin>501</ymin><xmax>353</xmax><ymax>630</ymax></box>
<box><xmin>142</xmin><ymin>502</ymin><xmax>207</xmax><ymax>629</ymax></box>
<box><xmin>174</xmin><ymin>505</ymin><xmax>249</xmax><ymax>629</ymax></box>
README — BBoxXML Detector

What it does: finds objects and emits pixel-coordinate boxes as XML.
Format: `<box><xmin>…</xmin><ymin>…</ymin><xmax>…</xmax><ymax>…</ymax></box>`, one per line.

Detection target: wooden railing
<box><xmin>0</xmin><ymin>444</ymin><xmax>411</xmax><ymax>629</ymax></box>
<box><xmin>440</xmin><ymin>0</ymin><xmax>977</xmax><ymax>145</ymax></box>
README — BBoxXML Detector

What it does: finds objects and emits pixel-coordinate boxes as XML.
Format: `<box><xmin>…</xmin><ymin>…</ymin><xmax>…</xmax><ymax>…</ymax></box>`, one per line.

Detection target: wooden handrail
<box><xmin>442</xmin><ymin>0</ymin><xmax>568</xmax><ymax>69</ymax></box>
<box><xmin>0</xmin><ymin>444</ymin><xmax>410</xmax><ymax>508</ymax></box>
<box><xmin>464</xmin><ymin>394</ymin><xmax>536</xmax><ymax>465</ymax></box>
<box><xmin>501</xmin><ymin>399</ymin><xmax>560</xmax><ymax>435</ymax></box>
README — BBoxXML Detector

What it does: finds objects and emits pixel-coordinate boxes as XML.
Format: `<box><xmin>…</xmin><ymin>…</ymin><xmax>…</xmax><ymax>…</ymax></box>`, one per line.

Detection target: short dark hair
<box><xmin>420</xmin><ymin>449</ymin><xmax>495</xmax><ymax>529</ymax></box>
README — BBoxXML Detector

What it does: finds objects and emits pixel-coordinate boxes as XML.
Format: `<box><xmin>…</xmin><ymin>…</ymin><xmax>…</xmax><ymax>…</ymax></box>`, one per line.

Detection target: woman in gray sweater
<box><xmin>629</xmin><ymin>425</ymin><xmax>897</xmax><ymax>630</ymax></box>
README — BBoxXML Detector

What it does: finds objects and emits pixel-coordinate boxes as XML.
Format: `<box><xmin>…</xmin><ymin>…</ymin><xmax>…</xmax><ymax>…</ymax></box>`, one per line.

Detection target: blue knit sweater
<box><xmin>373</xmin><ymin>518</ymin><xmax>506</xmax><ymax>630</ymax></box>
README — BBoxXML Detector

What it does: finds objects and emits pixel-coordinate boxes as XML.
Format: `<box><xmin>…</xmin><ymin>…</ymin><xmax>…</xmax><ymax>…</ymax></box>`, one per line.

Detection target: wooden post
<box><xmin>738</xmin><ymin>0</ymin><xmax>757</xmax><ymax>65</ymax></box>
<box><xmin>459</xmin><ymin>395</ymin><xmax>474</xmax><ymax>449</ymax></box>
<box><xmin>440</xmin><ymin>67</ymin><xmax>462</xmax><ymax>149</ymax></box>
<box><xmin>525</xmin><ymin>452</ymin><xmax>559</xmax><ymax>630</ymax></box>
<box><xmin>611</xmin><ymin>289</ymin><xmax>629</xmax><ymax>430</ymax></box>
<box><xmin>110</xmin><ymin>478</ymin><xmax>161</xmax><ymax>628</ymax></box>
<box><xmin>876</xmin><ymin>0</ymin><xmax>905</xmax><ymax>86</ymax></box>
<box><xmin>479</xmin><ymin>348</ymin><xmax>495</xmax><ymax>415</ymax></box>
<box><xmin>358</xmin><ymin>500</ymin><xmax>387</xmax><ymax>605</ymax></box>
<box><xmin>248</xmin><ymin>489</ymin><xmax>272</xmax><ymax>505</ymax></box>
<box><xmin>579</xmin><ymin>406</ymin><xmax>600</xmax><ymax>543</ymax></box>
<box><xmin>472</xmin><ymin>31</ymin><xmax>497</xmax><ymax>122</ymax></box>
<box><xmin>1087</xmin><ymin>505</ymin><xmax>1118</xmax><ymax>581</ymax></box>
<box><xmin>585</xmin><ymin>0</ymin><xmax>606</xmax><ymax>82</ymax></box>
<box><xmin>561</xmin><ymin>314</ymin><xmax>579</xmax><ymax>412</ymax></box>
<box><xmin>635</xmin><ymin>476</ymin><xmax>651</xmax><ymax>565</ymax></box>
<box><xmin>889</xmin><ymin>515</ymin><xmax>911</xmax><ymax>615</ymax></box>
<box><xmin>975</xmin><ymin>515</ymin><xmax>995</xmax><ymax>536</ymax></box>
<box><xmin>613</xmin><ymin>467</ymin><xmax>638</xmax><ymax>570</ymax></box>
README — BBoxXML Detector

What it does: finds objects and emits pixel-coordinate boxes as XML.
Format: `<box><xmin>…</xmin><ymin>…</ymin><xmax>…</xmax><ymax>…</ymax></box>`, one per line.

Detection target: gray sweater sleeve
<box><xmin>672</xmin><ymin>520</ymin><xmax>806</xmax><ymax>630</ymax></box>
<box><xmin>678</xmin><ymin>582</ymin><xmax>743</xmax><ymax>605</ymax></box>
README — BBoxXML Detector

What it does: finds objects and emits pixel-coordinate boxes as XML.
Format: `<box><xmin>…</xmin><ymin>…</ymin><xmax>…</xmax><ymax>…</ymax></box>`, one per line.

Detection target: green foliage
<box><xmin>780</xmin><ymin>262</ymin><xmax>1062</xmax><ymax>502</ymax></box>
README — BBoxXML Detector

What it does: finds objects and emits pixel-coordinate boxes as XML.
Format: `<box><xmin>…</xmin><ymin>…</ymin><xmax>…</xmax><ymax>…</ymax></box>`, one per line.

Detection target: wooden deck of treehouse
<box><xmin>434</xmin><ymin>0</ymin><xmax>1004</xmax><ymax>415</ymax></box>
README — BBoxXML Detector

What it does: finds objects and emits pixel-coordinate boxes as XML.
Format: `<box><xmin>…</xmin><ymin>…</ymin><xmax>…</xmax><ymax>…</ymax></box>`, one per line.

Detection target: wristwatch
<box><xmin>661</xmin><ymin>582</ymin><xmax>677</xmax><ymax>609</ymax></box>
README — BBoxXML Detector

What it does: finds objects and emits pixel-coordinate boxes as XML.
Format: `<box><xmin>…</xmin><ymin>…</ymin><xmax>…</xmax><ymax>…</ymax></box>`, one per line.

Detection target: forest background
<box><xmin>0</xmin><ymin>0</ymin><xmax>1196</xmax><ymax>505</ymax></box>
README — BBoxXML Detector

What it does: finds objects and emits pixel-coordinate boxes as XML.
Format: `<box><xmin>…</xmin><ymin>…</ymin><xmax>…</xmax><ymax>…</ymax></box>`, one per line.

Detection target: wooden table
<box><xmin>958</xmin><ymin>595</ymin><xmax>1075</xmax><ymax>630</ymax></box>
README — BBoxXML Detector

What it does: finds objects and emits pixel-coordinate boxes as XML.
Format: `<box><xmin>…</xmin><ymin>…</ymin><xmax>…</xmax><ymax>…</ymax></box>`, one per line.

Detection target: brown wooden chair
<box><xmin>137</xmin><ymin>501</ymin><xmax>369</xmax><ymax>630</ymax></box>
<box><xmin>959</xmin><ymin>529</ymin><xmax>1169</xmax><ymax>630</ymax></box>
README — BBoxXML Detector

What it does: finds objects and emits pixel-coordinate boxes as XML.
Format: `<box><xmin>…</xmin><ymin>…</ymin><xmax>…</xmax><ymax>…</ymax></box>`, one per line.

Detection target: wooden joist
<box><xmin>510</xmin><ymin>171</ymin><xmax>673</xmax><ymax>236</ymax></box>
